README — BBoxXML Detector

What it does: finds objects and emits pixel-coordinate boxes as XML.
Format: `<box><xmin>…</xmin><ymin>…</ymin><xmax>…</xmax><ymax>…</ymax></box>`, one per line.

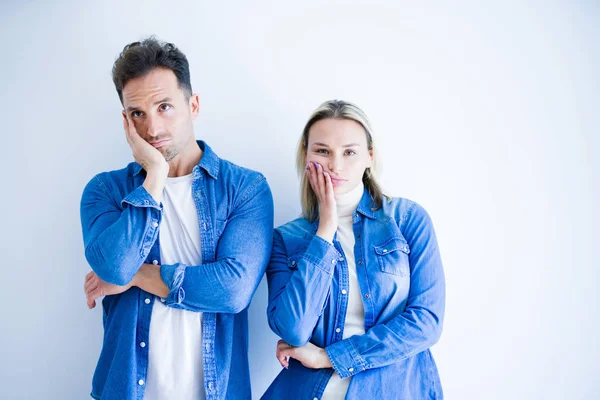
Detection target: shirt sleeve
<box><xmin>266</xmin><ymin>231</ymin><xmax>341</xmax><ymax>346</ymax></box>
<box><xmin>80</xmin><ymin>174</ymin><xmax>162</xmax><ymax>285</ymax></box>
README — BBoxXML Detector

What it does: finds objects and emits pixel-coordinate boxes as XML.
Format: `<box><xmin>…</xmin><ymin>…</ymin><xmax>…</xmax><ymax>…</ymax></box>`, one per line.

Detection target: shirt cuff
<box><xmin>160</xmin><ymin>263</ymin><xmax>187</xmax><ymax>305</ymax></box>
<box><xmin>325</xmin><ymin>337</ymin><xmax>368</xmax><ymax>379</ymax></box>
<box><xmin>121</xmin><ymin>185</ymin><xmax>162</xmax><ymax>210</ymax></box>
<box><xmin>303</xmin><ymin>235</ymin><xmax>342</xmax><ymax>275</ymax></box>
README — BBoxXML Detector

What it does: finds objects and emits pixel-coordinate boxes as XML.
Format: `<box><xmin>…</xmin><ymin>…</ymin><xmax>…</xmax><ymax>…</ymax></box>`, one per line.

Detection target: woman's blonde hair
<box><xmin>296</xmin><ymin>99</ymin><xmax>387</xmax><ymax>222</ymax></box>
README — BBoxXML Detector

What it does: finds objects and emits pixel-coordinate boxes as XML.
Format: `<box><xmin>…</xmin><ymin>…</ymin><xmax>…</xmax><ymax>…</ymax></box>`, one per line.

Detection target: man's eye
<box><xmin>346</xmin><ymin>150</ymin><xmax>356</xmax><ymax>156</ymax></box>
<box><xmin>160</xmin><ymin>104</ymin><xmax>172</xmax><ymax>111</ymax></box>
<box><xmin>131</xmin><ymin>111</ymin><xmax>143</xmax><ymax>118</ymax></box>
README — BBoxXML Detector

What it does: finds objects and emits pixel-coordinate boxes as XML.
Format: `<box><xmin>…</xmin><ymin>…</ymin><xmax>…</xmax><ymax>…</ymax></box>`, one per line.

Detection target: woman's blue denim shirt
<box><xmin>80</xmin><ymin>141</ymin><xmax>274</xmax><ymax>400</ymax></box>
<box><xmin>263</xmin><ymin>190</ymin><xmax>445</xmax><ymax>399</ymax></box>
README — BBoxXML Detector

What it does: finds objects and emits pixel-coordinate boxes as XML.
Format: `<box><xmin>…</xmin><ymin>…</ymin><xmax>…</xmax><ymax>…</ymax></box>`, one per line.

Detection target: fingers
<box><xmin>306</xmin><ymin>162</ymin><xmax>328</xmax><ymax>200</ymax></box>
<box><xmin>84</xmin><ymin>271</ymin><xmax>95</xmax><ymax>286</ymax></box>
<box><xmin>87</xmin><ymin>298</ymin><xmax>97</xmax><ymax>309</ymax></box>
<box><xmin>84</xmin><ymin>273</ymin><xmax>97</xmax><ymax>292</ymax></box>
<box><xmin>276</xmin><ymin>340</ymin><xmax>292</xmax><ymax>369</ymax></box>
<box><xmin>276</xmin><ymin>347</ymin><xmax>289</xmax><ymax>369</ymax></box>
<box><xmin>124</xmin><ymin>116</ymin><xmax>140</xmax><ymax>146</ymax></box>
<box><xmin>84</xmin><ymin>281</ymin><xmax>97</xmax><ymax>295</ymax></box>
<box><xmin>127</xmin><ymin>116</ymin><xmax>141</xmax><ymax>138</ymax></box>
<box><xmin>278</xmin><ymin>348</ymin><xmax>293</xmax><ymax>369</ymax></box>
<box><xmin>84</xmin><ymin>271</ymin><xmax>101</xmax><ymax>309</ymax></box>
<box><xmin>323</xmin><ymin>170</ymin><xmax>335</xmax><ymax>201</ymax></box>
<box><xmin>315</xmin><ymin>163</ymin><xmax>326</xmax><ymax>194</ymax></box>
<box><xmin>305</xmin><ymin>162</ymin><xmax>316</xmax><ymax>192</ymax></box>
<box><xmin>277</xmin><ymin>340</ymin><xmax>292</xmax><ymax>351</ymax></box>
<box><xmin>86</xmin><ymin>287</ymin><xmax>102</xmax><ymax>309</ymax></box>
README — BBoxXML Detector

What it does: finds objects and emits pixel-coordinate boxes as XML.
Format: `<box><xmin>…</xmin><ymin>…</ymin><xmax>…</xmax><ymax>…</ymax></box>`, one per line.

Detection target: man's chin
<box><xmin>162</xmin><ymin>147</ymin><xmax>180</xmax><ymax>163</ymax></box>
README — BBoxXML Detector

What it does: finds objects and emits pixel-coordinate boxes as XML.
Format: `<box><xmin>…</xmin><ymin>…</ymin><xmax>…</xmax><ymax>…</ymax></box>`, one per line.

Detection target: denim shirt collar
<box><xmin>355</xmin><ymin>187</ymin><xmax>378</xmax><ymax>220</ymax></box>
<box><xmin>132</xmin><ymin>140</ymin><xmax>220</xmax><ymax>179</ymax></box>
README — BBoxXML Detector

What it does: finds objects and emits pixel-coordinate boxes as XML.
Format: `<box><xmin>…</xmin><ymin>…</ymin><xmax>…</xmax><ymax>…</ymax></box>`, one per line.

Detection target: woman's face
<box><xmin>306</xmin><ymin>118</ymin><xmax>373</xmax><ymax>196</ymax></box>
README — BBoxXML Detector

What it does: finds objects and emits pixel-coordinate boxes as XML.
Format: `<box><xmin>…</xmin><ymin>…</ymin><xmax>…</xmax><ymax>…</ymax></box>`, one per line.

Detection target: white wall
<box><xmin>1</xmin><ymin>1</ymin><xmax>598</xmax><ymax>399</ymax></box>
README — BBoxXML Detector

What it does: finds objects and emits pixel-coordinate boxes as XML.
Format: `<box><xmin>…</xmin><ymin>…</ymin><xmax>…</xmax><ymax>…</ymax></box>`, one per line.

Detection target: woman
<box><xmin>262</xmin><ymin>100</ymin><xmax>445</xmax><ymax>399</ymax></box>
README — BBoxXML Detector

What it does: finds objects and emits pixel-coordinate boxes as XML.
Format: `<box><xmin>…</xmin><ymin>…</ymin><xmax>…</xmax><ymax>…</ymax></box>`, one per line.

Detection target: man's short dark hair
<box><xmin>112</xmin><ymin>37</ymin><xmax>192</xmax><ymax>103</ymax></box>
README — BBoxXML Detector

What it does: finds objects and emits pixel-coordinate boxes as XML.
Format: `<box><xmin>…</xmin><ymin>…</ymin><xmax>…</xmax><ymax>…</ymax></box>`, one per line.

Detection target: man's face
<box><xmin>121</xmin><ymin>67</ymin><xmax>199</xmax><ymax>162</ymax></box>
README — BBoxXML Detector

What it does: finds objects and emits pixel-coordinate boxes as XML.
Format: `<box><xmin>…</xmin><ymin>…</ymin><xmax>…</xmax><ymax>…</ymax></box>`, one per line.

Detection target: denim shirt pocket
<box><xmin>373</xmin><ymin>237</ymin><xmax>411</xmax><ymax>276</ymax></box>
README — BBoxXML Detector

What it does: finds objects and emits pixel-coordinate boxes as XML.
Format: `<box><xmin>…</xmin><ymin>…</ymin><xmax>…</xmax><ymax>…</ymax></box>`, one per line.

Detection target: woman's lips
<box><xmin>329</xmin><ymin>177</ymin><xmax>347</xmax><ymax>186</ymax></box>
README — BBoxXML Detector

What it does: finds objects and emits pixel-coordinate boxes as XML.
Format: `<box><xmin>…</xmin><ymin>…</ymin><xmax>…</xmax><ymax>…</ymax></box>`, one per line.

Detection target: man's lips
<box><xmin>150</xmin><ymin>139</ymin><xmax>171</xmax><ymax>148</ymax></box>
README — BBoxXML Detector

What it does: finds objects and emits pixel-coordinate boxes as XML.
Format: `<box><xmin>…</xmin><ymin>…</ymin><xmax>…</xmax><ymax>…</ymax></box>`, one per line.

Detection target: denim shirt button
<box><xmin>348</xmin><ymin>367</ymin><xmax>354</xmax><ymax>373</ymax></box>
<box><xmin>138</xmin><ymin>379</ymin><xmax>145</xmax><ymax>386</ymax></box>
<box><xmin>140</xmin><ymin>342</ymin><xmax>146</xmax><ymax>348</ymax></box>
<box><xmin>144</xmin><ymin>200</ymin><xmax>149</xmax><ymax>205</ymax></box>
<box><xmin>341</xmin><ymin>289</ymin><xmax>347</xmax><ymax>295</ymax></box>
<box><xmin>144</xmin><ymin>298</ymin><xmax>151</xmax><ymax>304</ymax></box>
<box><xmin>208</xmin><ymin>382</ymin><xmax>214</xmax><ymax>391</ymax></box>
<box><xmin>152</xmin><ymin>260</ymin><xmax>159</xmax><ymax>265</ymax></box>
<box><xmin>160</xmin><ymin>298</ymin><xmax>166</xmax><ymax>303</ymax></box>
<box><xmin>382</xmin><ymin>249</ymin><xmax>388</xmax><ymax>253</ymax></box>
<box><xmin>365</xmin><ymin>293</ymin><xmax>370</xmax><ymax>298</ymax></box>
<box><xmin>335</xmin><ymin>328</ymin><xmax>341</xmax><ymax>333</ymax></box>
<box><xmin>313</xmin><ymin>398</ymin><xmax>319</xmax><ymax>400</ymax></box>
<box><xmin>152</xmin><ymin>221</ymin><xmax>159</xmax><ymax>228</ymax></box>
<box><xmin>339</xmin><ymin>257</ymin><xmax>344</xmax><ymax>262</ymax></box>
<box><xmin>331</xmin><ymin>259</ymin><xmax>336</xmax><ymax>264</ymax></box>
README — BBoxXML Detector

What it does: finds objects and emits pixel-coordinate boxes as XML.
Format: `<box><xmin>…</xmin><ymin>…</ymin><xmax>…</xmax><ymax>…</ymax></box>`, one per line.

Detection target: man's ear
<box><xmin>189</xmin><ymin>93</ymin><xmax>200</xmax><ymax>120</ymax></box>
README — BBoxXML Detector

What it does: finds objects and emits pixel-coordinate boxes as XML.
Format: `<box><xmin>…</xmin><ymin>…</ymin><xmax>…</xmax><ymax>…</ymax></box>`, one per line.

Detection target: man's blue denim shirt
<box><xmin>80</xmin><ymin>141</ymin><xmax>274</xmax><ymax>400</ymax></box>
<box><xmin>263</xmin><ymin>190</ymin><xmax>445</xmax><ymax>399</ymax></box>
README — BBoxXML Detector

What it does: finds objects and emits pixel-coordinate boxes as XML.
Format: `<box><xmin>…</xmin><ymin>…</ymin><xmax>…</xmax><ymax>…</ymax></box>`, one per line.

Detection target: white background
<box><xmin>1</xmin><ymin>1</ymin><xmax>598</xmax><ymax>399</ymax></box>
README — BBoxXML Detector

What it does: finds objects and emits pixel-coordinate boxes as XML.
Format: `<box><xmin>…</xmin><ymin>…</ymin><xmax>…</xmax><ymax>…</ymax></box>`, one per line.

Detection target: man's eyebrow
<box><xmin>126</xmin><ymin>98</ymin><xmax>172</xmax><ymax>112</ymax></box>
<box><xmin>153</xmin><ymin>97</ymin><xmax>171</xmax><ymax>105</ymax></box>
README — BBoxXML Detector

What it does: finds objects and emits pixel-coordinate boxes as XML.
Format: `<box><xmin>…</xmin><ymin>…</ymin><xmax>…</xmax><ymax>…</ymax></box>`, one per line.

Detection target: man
<box><xmin>80</xmin><ymin>37</ymin><xmax>273</xmax><ymax>400</ymax></box>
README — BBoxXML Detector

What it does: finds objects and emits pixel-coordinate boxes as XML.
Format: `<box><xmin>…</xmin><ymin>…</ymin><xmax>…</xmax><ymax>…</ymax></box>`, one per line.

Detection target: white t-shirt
<box><xmin>322</xmin><ymin>183</ymin><xmax>366</xmax><ymax>400</ymax></box>
<box><xmin>144</xmin><ymin>174</ymin><xmax>205</xmax><ymax>400</ymax></box>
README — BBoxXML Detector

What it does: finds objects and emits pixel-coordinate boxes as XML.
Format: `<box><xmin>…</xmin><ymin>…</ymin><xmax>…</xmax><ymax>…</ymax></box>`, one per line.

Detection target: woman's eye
<box><xmin>346</xmin><ymin>150</ymin><xmax>356</xmax><ymax>156</ymax></box>
<box><xmin>315</xmin><ymin>149</ymin><xmax>329</xmax><ymax>154</ymax></box>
